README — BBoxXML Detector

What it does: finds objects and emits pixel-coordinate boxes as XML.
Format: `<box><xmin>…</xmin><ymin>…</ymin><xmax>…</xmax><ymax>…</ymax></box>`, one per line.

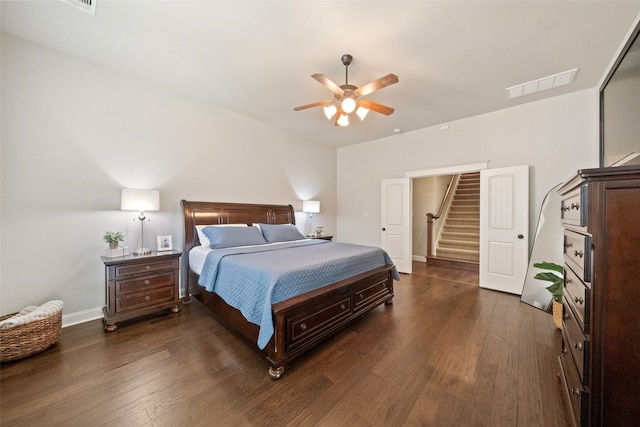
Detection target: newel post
<box><xmin>426</xmin><ymin>213</ymin><xmax>435</xmax><ymax>259</ymax></box>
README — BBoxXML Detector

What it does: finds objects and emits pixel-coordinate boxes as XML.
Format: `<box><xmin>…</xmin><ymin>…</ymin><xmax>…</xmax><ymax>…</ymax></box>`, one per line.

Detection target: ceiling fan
<box><xmin>293</xmin><ymin>54</ymin><xmax>399</xmax><ymax>127</ymax></box>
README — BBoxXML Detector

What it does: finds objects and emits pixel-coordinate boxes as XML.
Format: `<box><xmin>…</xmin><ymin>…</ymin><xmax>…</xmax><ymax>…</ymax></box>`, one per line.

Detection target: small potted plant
<box><xmin>533</xmin><ymin>261</ymin><xmax>564</xmax><ymax>329</ymax></box>
<box><xmin>315</xmin><ymin>226</ymin><xmax>324</xmax><ymax>237</ymax></box>
<box><xmin>103</xmin><ymin>231</ymin><xmax>125</xmax><ymax>250</ymax></box>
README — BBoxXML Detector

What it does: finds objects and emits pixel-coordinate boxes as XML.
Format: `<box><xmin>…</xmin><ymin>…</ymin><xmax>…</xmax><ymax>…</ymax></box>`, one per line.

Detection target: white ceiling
<box><xmin>2</xmin><ymin>1</ymin><xmax>640</xmax><ymax>148</ymax></box>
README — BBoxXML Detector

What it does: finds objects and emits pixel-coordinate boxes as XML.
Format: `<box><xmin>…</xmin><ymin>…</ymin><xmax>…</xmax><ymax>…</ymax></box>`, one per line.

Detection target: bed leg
<box><xmin>268</xmin><ymin>366</ymin><xmax>284</xmax><ymax>380</ymax></box>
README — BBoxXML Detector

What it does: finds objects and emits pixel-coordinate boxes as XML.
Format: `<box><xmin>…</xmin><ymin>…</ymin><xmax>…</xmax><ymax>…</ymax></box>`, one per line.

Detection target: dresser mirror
<box><xmin>520</xmin><ymin>183</ymin><xmax>564</xmax><ymax>311</ymax></box>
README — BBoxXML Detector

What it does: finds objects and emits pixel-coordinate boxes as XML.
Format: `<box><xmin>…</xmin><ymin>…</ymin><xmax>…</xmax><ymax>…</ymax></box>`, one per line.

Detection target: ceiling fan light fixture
<box><xmin>337</xmin><ymin>113</ymin><xmax>349</xmax><ymax>127</ymax></box>
<box><xmin>356</xmin><ymin>106</ymin><xmax>369</xmax><ymax>120</ymax></box>
<box><xmin>341</xmin><ymin>97</ymin><xmax>356</xmax><ymax>114</ymax></box>
<box><xmin>323</xmin><ymin>105</ymin><xmax>337</xmax><ymax>120</ymax></box>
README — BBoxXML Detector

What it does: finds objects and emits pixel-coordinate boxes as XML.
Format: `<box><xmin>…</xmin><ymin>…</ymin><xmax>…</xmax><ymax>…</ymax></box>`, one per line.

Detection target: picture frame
<box><xmin>157</xmin><ymin>235</ymin><xmax>173</xmax><ymax>251</ymax></box>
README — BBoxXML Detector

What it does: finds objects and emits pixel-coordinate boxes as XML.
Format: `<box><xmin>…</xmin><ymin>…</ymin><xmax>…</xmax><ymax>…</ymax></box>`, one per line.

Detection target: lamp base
<box><xmin>134</xmin><ymin>248</ymin><xmax>152</xmax><ymax>256</ymax></box>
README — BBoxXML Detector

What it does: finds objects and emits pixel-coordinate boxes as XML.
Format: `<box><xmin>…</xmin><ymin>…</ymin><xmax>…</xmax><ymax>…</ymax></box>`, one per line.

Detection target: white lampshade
<box><xmin>121</xmin><ymin>189</ymin><xmax>160</xmax><ymax>212</ymax></box>
<box><xmin>356</xmin><ymin>106</ymin><xmax>369</xmax><ymax>120</ymax></box>
<box><xmin>341</xmin><ymin>97</ymin><xmax>356</xmax><ymax>113</ymax></box>
<box><xmin>337</xmin><ymin>113</ymin><xmax>349</xmax><ymax>127</ymax></box>
<box><xmin>302</xmin><ymin>200</ymin><xmax>320</xmax><ymax>214</ymax></box>
<box><xmin>323</xmin><ymin>105</ymin><xmax>337</xmax><ymax>120</ymax></box>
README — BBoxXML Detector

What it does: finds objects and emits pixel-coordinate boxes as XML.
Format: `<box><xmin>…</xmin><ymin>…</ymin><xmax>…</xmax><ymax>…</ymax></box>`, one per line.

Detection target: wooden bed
<box><xmin>181</xmin><ymin>200</ymin><xmax>395</xmax><ymax>379</ymax></box>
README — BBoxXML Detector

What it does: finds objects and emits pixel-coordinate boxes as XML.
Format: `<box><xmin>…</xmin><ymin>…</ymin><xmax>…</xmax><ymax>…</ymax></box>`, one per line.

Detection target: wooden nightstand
<box><xmin>310</xmin><ymin>235</ymin><xmax>333</xmax><ymax>241</ymax></box>
<box><xmin>101</xmin><ymin>250</ymin><xmax>182</xmax><ymax>331</ymax></box>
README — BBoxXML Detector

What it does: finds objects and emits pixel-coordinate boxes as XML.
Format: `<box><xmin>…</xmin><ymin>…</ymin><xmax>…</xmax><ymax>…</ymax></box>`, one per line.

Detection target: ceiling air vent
<box><xmin>60</xmin><ymin>0</ymin><xmax>97</xmax><ymax>15</ymax></box>
<box><xmin>506</xmin><ymin>68</ymin><xmax>578</xmax><ymax>99</ymax></box>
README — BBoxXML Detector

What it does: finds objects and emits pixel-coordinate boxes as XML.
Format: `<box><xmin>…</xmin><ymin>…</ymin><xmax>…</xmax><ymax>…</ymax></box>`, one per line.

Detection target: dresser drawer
<box><xmin>559</xmin><ymin>350</ymin><xmax>585</xmax><ymax>427</ymax></box>
<box><xmin>562</xmin><ymin>300</ymin><xmax>588</xmax><ymax>382</ymax></box>
<box><xmin>563</xmin><ymin>230</ymin><xmax>592</xmax><ymax>283</ymax></box>
<box><xmin>114</xmin><ymin>258</ymin><xmax>177</xmax><ymax>278</ymax></box>
<box><xmin>564</xmin><ymin>266</ymin><xmax>589</xmax><ymax>330</ymax></box>
<box><xmin>115</xmin><ymin>272</ymin><xmax>175</xmax><ymax>295</ymax></box>
<box><xmin>115</xmin><ymin>286</ymin><xmax>176</xmax><ymax>313</ymax></box>
<box><xmin>561</xmin><ymin>186</ymin><xmax>588</xmax><ymax>228</ymax></box>
<box><xmin>285</xmin><ymin>295</ymin><xmax>352</xmax><ymax>352</ymax></box>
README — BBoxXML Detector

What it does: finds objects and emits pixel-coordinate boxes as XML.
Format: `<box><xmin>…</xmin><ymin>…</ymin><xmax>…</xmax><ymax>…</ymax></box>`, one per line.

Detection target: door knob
<box><xmin>517</xmin><ymin>234</ymin><xmax>524</xmax><ymax>239</ymax></box>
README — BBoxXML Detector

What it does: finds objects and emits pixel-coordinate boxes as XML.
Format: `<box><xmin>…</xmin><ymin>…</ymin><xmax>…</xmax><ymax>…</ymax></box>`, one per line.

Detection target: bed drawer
<box><xmin>285</xmin><ymin>295</ymin><xmax>352</xmax><ymax>352</ymax></box>
<box><xmin>354</xmin><ymin>276</ymin><xmax>392</xmax><ymax>312</ymax></box>
<box><xmin>563</xmin><ymin>229</ymin><xmax>592</xmax><ymax>283</ymax></box>
<box><xmin>115</xmin><ymin>272</ymin><xmax>175</xmax><ymax>295</ymax></box>
<box><xmin>115</xmin><ymin>286</ymin><xmax>176</xmax><ymax>313</ymax></box>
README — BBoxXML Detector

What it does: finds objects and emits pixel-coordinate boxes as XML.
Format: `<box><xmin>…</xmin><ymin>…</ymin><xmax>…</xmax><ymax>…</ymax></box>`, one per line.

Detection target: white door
<box><xmin>479</xmin><ymin>165</ymin><xmax>529</xmax><ymax>294</ymax></box>
<box><xmin>381</xmin><ymin>178</ymin><xmax>412</xmax><ymax>274</ymax></box>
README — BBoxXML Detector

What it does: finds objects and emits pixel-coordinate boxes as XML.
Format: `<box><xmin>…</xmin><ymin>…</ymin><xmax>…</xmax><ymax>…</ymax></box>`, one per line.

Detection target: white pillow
<box><xmin>196</xmin><ymin>224</ymin><xmax>248</xmax><ymax>247</ymax></box>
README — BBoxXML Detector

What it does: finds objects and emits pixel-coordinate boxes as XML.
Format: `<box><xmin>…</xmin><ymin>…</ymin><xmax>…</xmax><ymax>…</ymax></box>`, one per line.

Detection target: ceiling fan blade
<box><xmin>312</xmin><ymin>74</ymin><xmax>344</xmax><ymax>95</ymax></box>
<box><xmin>358</xmin><ymin>99</ymin><xmax>395</xmax><ymax>115</ymax></box>
<box><xmin>293</xmin><ymin>100</ymin><xmax>335</xmax><ymax>111</ymax></box>
<box><xmin>356</xmin><ymin>73</ymin><xmax>399</xmax><ymax>96</ymax></box>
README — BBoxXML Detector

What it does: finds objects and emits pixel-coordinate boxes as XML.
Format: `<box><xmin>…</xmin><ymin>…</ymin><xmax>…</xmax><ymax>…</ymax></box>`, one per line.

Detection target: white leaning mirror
<box><xmin>521</xmin><ymin>183</ymin><xmax>564</xmax><ymax>311</ymax></box>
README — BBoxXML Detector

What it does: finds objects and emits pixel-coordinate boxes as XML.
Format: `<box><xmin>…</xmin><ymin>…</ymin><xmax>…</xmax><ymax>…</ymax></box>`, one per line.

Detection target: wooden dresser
<box><xmin>558</xmin><ymin>164</ymin><xmax>640</xmax><ymax>426</ymax></box>
<box><xmin>102</xmin><ymin>250</ymin><xmax>182</xmax><ymax>331</ymax></box>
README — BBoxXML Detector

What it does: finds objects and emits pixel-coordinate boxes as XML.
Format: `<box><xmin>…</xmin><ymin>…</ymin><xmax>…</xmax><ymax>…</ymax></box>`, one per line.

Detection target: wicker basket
<box><xmin>0</xmin><ymin>309</ymin><xmax>62</xmax><ymax>363</ymax></box>
<box><xmin>552</xmin><ymin>299</ymin><xmax>563</xmax><ymax>330</ymax></box>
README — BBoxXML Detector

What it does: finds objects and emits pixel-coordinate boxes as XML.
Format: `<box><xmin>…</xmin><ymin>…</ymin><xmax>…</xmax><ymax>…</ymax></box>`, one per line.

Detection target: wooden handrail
<box><xmin>425</xmin><ymin>175</ymin><xmax>459</xmax><ymax>258</ymax></box>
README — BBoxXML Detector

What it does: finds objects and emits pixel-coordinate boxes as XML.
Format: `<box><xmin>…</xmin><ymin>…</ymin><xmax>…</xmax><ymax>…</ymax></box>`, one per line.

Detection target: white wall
<box><xmin>0</xmin><ymin>34</ymin><xmax>337</xmax><ymax>323</ymax></box>
<box><xmin>337</xmin><ymin>89</ymin><xmax>599</xmax><ymax>248</ymax></box>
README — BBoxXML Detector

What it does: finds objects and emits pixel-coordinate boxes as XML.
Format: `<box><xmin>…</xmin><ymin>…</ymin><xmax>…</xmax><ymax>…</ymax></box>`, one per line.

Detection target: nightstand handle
<box><xmin>144</xmin><ymin>280</ymin><xmax>150</xmax><ymax>285</ymax></box>
<box><xmin>145</xmin><ymin>265</ymin><xmax>151</xmax><ymax>270</ymax></box>
<box><xmin>144</xmin><ymin>295</ymin><xmax>151</xmax><ymax>301</ymax></box>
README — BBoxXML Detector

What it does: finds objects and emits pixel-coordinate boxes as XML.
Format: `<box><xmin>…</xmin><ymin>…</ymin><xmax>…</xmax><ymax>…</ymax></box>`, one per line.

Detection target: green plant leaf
<box><xmin>533</xmin><ymin>261</ymin><xmax>563</xmax><ymax>273</ymax></box>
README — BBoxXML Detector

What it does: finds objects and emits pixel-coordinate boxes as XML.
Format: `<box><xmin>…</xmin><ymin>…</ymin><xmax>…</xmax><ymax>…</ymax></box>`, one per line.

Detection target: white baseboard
<box><xmin>62</xmin><ymin>307</ymin><xmax>103</xmax><ymax>328</ymax></box>
<box><xmin>412</xmin><ymin>255</ymin><xmax>426</xmax><ymax>262</ymax></box>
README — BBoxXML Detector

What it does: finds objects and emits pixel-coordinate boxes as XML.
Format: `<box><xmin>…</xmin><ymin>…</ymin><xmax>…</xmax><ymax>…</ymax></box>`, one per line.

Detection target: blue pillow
<box><xmin>202</xmin><ymin>226</ymin><xmax>267</xmax><ymax>249</ymax></box>
<box><xmin>258</xmin><ymin>223</ymin><xmax>306</xmax><ymax>243</ymax></box>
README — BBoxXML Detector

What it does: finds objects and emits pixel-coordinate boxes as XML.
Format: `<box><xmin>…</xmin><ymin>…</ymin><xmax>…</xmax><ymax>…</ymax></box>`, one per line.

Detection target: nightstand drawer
<box><xmin>115</xmin><ymin>286</ymin><xmax>176</xmax><ymax>313</ymax></box>
<box><xmin>115</xmin><ymin>272</ymin><xmax>175</xmax><ymax>295</ymax></box>
<box><xmin>563</xmin><ymin>300</ymin><xmax>588</xmax><ymax>382</ymax></box>
<box><xmin>115</xmin><ymin>258</ymin><xmax>177</xmax><ymax>277</ymax></box>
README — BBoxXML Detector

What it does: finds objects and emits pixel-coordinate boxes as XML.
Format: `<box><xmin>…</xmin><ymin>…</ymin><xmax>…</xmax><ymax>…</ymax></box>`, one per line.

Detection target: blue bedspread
<box><xmin>198</xmin><ymin>239</ymin><xmax>399</xmax><ymax>349</ymax></box>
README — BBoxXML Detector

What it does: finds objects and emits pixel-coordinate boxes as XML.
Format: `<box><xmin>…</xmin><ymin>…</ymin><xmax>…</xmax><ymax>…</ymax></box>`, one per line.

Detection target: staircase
<box><xmin>429</xmin><ymin>172</ymin><xmax>480</xmax><ymax>271</ymax></box>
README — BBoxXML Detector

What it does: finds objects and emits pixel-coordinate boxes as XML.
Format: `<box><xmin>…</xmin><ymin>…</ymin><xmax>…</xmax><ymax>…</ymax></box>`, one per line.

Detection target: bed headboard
<box><xmin>181</xmin><ymin>200</ymin><xmax>296</xmax><ymax>255</ymax></box>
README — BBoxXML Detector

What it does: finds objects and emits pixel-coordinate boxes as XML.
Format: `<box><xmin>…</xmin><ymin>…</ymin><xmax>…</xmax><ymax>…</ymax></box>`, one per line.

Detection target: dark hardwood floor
<box><xmin>1</xmin><ymin>262</ymin><xmax>571</xmax><ymax>426</ymax></box>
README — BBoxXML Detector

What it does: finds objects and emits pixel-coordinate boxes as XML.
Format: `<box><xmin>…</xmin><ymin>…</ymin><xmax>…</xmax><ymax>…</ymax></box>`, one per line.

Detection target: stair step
<box><xmin>441</xmin><ymin>231</ymin><xmax>479</xmax><ymax>242</ymax></box>
<box><xmin>443</xmin><ymin>224</ymin><xmax>479</xmax><ymax>231</ymax></box>
<box><xmin>436</xmin><ymin>247</ymin><xmax>479</xmax><ymax>262</ymax></box>
<box><xmin>438</xmin><ymin>239</ymin><xmax>479</xmax><ymax>251</ymax></box>
<box><xmin>446</xmin><ymin>219</ymin><xmax>479</xmax><ymax>226</ymax></box>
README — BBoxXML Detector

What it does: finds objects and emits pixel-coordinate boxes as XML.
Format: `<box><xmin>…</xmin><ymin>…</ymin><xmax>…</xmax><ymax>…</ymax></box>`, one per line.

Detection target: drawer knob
<box><xmin>340</xmin><ymin>304</ymin><xmax>346</xmax><ymax>310</ymax></box>
<box><xmin>574</xmin><ymin>250</ymin><xmax>584</xmax><ymax>258</ymax></box>
<box><xmin>144</xmin><ymin>295</ymin><xmax>151</xmax><ymax>301</ymax></box>
<box><xmin>145</xmin><ymin>265</ymin><xmax>151</xmax><ymax>270</ymax></box>
<box><xmin>564</xmin><ymin>242</ymin><xmax>573</xmax><ymax>249</ymax></box>
<box><xmin>144</xmin><ymin>280</ymin><xmax>150</xmax><ymax>285</ymax></box>
<box><xmin>571</xmin><ymin>388</ymin><xmax>581</xmax><ymax>397</ymax></box>
<box><xmin>359</xmin><ymin>294</ymin><xmax>364</xmax><ymax>300</ymax></box>
<box><xmin>571</xmin><ymin>203</ymin><xmax>580</xmax><ymax>210</ymax></box>
<box><xmin>561</xmin><ymin>206</ymin><xmax>570</xmax><ymax>212</ymax></box>
<box><xmin>574</xmin><ymin>342</ymin><xmax>583</xmax><ymax>351</ymax></box>
<box><xmin>300</xmin><ymin>323</ymin><xmax>307</xmax><ymax>331</ymax></box>
<box><xmin>574</xmin><ymin>296</ymin><xmax>584</xmax><ymax>305</ymax></box>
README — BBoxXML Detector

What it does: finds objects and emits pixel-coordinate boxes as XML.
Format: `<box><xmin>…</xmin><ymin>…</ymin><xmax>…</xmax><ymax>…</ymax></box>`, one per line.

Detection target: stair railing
<box><xmin>425</xmin><ymin>174</ymin><xmax>460</xmax><ymax>258</ymax></box>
